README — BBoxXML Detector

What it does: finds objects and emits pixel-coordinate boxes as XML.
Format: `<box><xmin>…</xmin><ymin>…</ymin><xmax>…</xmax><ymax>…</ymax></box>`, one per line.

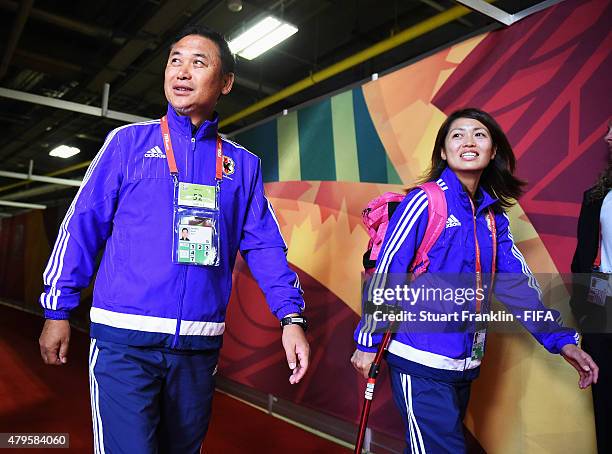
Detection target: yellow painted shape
<box><xmin>331</xmin><ymin>91</ymin><xmax>360</xmax><ymax>182</ymax></box>
<box><xmin>277</xmin><ymin>111</ymin><xmax>301</xmax><ymax>182</ymax></box>
<box><xmin>361</xmin><ymin>35</ymin><xmax>485</xmax><ymax>186</ymax></box>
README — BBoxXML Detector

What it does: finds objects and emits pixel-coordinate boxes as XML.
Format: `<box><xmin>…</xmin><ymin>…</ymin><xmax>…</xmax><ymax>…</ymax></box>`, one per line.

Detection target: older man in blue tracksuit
<box><xmin>353</xmin><ymin>167</ymin><xmax>589</xmax><ymax>453</ymax></box>
<box><xmin>38</xmin><ymin>26</ymin><xmax>309</xmax><ymax>453</ymax></box>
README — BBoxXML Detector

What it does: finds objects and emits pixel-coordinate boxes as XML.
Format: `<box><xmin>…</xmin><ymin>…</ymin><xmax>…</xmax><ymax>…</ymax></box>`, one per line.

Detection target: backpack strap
<box><xmin>409</xmin><ymin>181</ymin><xmax>447</xmax><ymax>277</ymax></box>
<box><xmin>363</xmin><ymin>192</ymin><xmax>405</xmax><ymax>263</ymax></box>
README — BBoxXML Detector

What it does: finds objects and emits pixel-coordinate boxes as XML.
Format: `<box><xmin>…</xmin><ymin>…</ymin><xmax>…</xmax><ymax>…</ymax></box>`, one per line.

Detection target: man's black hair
<box><xmin>182</xmin><ymin>227</ymin><xmax>189</xmax><ymax>232</ymax></box>
<box><xmin>170</xmin><ymin>25</ymin><xmax>235</xmax><ymax>75</ymax></box>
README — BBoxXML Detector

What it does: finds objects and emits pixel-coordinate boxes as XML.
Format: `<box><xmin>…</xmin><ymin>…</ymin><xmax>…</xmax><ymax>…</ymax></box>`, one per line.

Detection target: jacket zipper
<box><xmin>172</xmin><ymin>268</ymin><xmax>187</xmax><ymax>347</ymax></box>
<box><xmin>172</xmin><ymin>136</ymin><xmax>197</xmax><ymax>348</ymax></box>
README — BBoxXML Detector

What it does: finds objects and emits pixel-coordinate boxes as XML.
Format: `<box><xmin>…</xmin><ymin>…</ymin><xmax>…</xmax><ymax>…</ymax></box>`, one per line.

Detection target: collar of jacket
<box><xmin>165</xmin><ymin>104</ymin><xmax>219</xmax><ymax>141</ymax></box>
<box><xmin>439</xmin><ymin>166</ymin><xmax>498</xmax><ymax>216</ymax></box>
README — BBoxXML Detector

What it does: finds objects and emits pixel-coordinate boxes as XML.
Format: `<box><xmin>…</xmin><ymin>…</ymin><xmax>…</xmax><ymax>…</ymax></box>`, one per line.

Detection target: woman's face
<box><xmin>605</xmin><ymin>121</ymin><xmax>612</xmax><ymax>153</ymax></box>
<box><xmin>441</xmin><ymin>117</ymin><xmax>496</xmax><ymax>174</ymax></box>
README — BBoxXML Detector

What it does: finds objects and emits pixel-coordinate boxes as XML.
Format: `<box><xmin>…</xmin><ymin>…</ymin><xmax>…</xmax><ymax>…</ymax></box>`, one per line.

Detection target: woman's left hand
<box><xmin>560</xmin><ymin>344</ymin><xmax>599</xmax><ymax>389</ymax></box>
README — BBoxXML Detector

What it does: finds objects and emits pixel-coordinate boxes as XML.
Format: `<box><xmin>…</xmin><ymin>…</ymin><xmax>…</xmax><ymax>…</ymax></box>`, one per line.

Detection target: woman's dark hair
<box><xmin>171</xmin><ymin>25</ymin><xmax>235</xmax><ymax>75</ymax></box>
<box><xmin>417</xmin><ymin>108</ymin><xmax>526</xmax><ymax>209</ymax></box>
<box><xmin>589</xmin><ymin>121</ymin><xmax>612</xmax><ymax>202</ymax></box>
<box><xmin>589</xmin><ymin>160</ymin><xmax>612</xmax><ymax>202</ymax></box>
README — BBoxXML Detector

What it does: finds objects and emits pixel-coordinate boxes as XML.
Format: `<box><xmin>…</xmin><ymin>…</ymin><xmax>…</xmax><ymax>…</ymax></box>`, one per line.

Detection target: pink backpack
<box><xmin>362</xmin><ymin>182</ymin><xmax>447</xmax><ymax>276</ymax></box>
<box><xmin>355</xmin><ymin>182</ymin><xmax>447</xmax><ymax>454</ymax></box>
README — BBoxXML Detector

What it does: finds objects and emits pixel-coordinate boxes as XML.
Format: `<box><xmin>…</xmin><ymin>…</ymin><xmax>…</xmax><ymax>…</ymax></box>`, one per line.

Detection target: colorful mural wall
<box><xmin>222</xmin><ymin>0</ymin><xmax>610</xmax><ymax>451</ymax></box>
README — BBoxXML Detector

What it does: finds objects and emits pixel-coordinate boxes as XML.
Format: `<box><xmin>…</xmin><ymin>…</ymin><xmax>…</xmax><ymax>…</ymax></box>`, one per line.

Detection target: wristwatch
<box><xmin>280</xmin><ymin>315</ymin><xmax>308</xmax><ymax>332</ymax></box>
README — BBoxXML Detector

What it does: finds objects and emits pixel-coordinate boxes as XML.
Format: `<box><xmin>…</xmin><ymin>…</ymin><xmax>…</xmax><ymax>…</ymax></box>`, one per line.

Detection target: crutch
<box><xmin>354</xmin><ymin>325</ymin><xmax>394</xmax><ymax>454</ymax></box>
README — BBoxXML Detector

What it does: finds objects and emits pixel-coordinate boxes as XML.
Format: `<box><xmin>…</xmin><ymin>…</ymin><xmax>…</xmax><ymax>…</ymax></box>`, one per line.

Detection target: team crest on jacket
<box><xmin>223</xmin><ymin>156</ymin><xmax>235</xmax><ymax>176</ymax></box>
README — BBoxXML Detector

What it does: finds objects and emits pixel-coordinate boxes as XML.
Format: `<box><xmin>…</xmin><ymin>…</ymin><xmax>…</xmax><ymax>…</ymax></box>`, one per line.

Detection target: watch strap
<box><xmin>280</xmin><ymin>315</ymin><xmax>307</xmax><ymax>331</ymax></box>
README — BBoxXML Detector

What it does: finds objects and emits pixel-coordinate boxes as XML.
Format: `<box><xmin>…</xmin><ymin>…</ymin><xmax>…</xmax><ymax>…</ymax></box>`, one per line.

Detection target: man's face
<box><xmin>164</xmin><ymin>35</ymin><xmax>234</xmax><ymax>126</ymax></box>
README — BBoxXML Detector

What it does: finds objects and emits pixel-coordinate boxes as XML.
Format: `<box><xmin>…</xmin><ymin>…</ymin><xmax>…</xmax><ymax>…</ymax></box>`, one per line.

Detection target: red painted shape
<box><xmin>221</xmin><ymin>259</ymin><xmax>406</xmax><ymax>439</ymax></box>
<box><xmin>432</xmin><ymin>0</ymin><xmax>612</xmax><ymax>272</ymax></box>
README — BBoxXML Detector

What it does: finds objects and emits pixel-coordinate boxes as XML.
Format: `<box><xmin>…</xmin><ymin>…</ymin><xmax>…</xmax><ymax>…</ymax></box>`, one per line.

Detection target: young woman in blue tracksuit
<box><xmin>351</xmin><ymin>108</ymin><xmax>599</xmax><ymax>453</ymax></box>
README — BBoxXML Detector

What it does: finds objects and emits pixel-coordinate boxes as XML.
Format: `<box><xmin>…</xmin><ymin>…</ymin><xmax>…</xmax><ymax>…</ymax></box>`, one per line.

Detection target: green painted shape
<box><xmin>234</xmin><ymin>120</ymin><xmax>279</xmax><ymax>182</ymax></box>
<box><xmin>298</xmin><ymin>100</ymin><xmax>336</xmax><ymax>181</ymax></box>
<box><xmin>353</xmin><ymin>88</ymin><xmax>388</xmax><ymax>183</ymax></box>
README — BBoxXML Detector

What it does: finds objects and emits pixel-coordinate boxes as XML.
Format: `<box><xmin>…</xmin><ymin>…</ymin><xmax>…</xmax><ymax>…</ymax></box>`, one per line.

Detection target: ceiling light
<box><xmin>229</xmin><ymin>16</ymin><xmax>298</xmax><ymax>60</ymax></box>
<box><xmin>229</xmin><ymin>17</ymin><xmax>280</xmax><ymax>54</ymax></box>
<box><xmin>227</xmin><ymin>0</ymin><xmax>243</xmax><ymax>12</ymax></box>
<box><xmin>49</xmin><ymin>145</ymin><xmax>80</xmax><ymax>159</ymax></box>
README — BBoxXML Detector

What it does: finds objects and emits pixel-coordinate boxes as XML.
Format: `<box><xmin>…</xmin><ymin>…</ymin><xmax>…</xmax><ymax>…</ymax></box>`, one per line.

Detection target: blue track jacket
<box><xmin>40</xmin><ymin>105</ymin><xmax>304</xmax><ymax>349</ymax></box>
<box><xmin>355</xmin><ymin>167</ymin><xmax>578</xmax><ymax>380</ymax></box>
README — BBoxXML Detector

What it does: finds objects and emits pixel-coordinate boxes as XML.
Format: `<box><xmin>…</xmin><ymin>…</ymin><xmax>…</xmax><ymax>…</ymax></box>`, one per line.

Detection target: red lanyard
<box><xmin>160</xmin><ymin>115</ymin><xmax>223</xmax><ymax>180</ymax></box>
<box><xmin>469</xmin><ymin>198</ymin><xmax>497</xmax><ymax>314</ymax></box>
<box><xmin>594</xmin><ymin>224</ymin><xmax>602</xmax><ymax>268</ymax></box>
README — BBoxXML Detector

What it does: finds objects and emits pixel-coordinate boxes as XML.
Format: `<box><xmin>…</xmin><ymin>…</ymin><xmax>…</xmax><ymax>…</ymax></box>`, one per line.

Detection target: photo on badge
<box><xmin>177</xmin><ymin>216</ymin><xmax>216</xmax><ymax>265</ymax></box>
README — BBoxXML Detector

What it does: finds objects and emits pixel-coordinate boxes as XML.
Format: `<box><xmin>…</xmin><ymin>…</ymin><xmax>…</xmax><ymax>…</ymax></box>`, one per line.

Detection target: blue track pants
<box><xmin>390</xmin><ymin>367</ymin><xmax>471</xmax><ymax>454</ymax></box>
<box><xmin>88</xmin><ymin>338</ymin><xmax>219</xmax><ymax>454</ymax></box>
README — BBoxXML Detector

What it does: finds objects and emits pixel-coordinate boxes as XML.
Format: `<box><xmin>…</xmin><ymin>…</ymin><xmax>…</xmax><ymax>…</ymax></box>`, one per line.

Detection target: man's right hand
<box><xmin>39</xmin><ymin>319</ymin><xmax>71</xmax><ymax>365</ymax></box>
<box><xmin>351</xmin><ymin>349</ymin><xmax>376</xmax><ymax>379</ymax></box>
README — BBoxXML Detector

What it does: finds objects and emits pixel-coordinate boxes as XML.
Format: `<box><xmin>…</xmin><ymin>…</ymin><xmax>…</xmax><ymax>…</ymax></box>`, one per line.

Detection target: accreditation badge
<box><xmin>587</xmin><ymin>271</ymin><xmax>610</xmax><ymax>307</ymax></box>
<box><xmin>172</xmin><ymin>181</ymin><xmax>221</xmax><ymax>266</ymax></box>
<box><xmin>471</xmin><ymin>328</ymin><xmax>486</xmax><ymax>361</ymax></box>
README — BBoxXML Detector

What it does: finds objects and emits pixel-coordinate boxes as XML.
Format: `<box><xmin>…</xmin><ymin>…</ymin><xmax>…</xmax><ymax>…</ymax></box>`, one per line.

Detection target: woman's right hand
<box><xmin>351</xmin><ymin>349</ymin><xmax>376</xmax><ymax>379</ymax></box>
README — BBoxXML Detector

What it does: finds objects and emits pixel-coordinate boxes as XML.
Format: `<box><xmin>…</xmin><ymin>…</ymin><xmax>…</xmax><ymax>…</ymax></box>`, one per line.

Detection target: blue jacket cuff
<box><xmin>276</xmin><ymin>304</ymin><xmax>303</xmax><ymax>319</ymax></box>
<box><xmin>44</xmin><ymin>309</ymin><xmax>70</xmax><ymax>320</ymax></box>
<box><xmin>552</xmin><ymin>332</ymin><xmax>580</xmax><ymax>354</ymax></box>
<box><xmin>356</xmin><ymin>343</ymin><xmax>378</xmax><ymax>353</ymax></box>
